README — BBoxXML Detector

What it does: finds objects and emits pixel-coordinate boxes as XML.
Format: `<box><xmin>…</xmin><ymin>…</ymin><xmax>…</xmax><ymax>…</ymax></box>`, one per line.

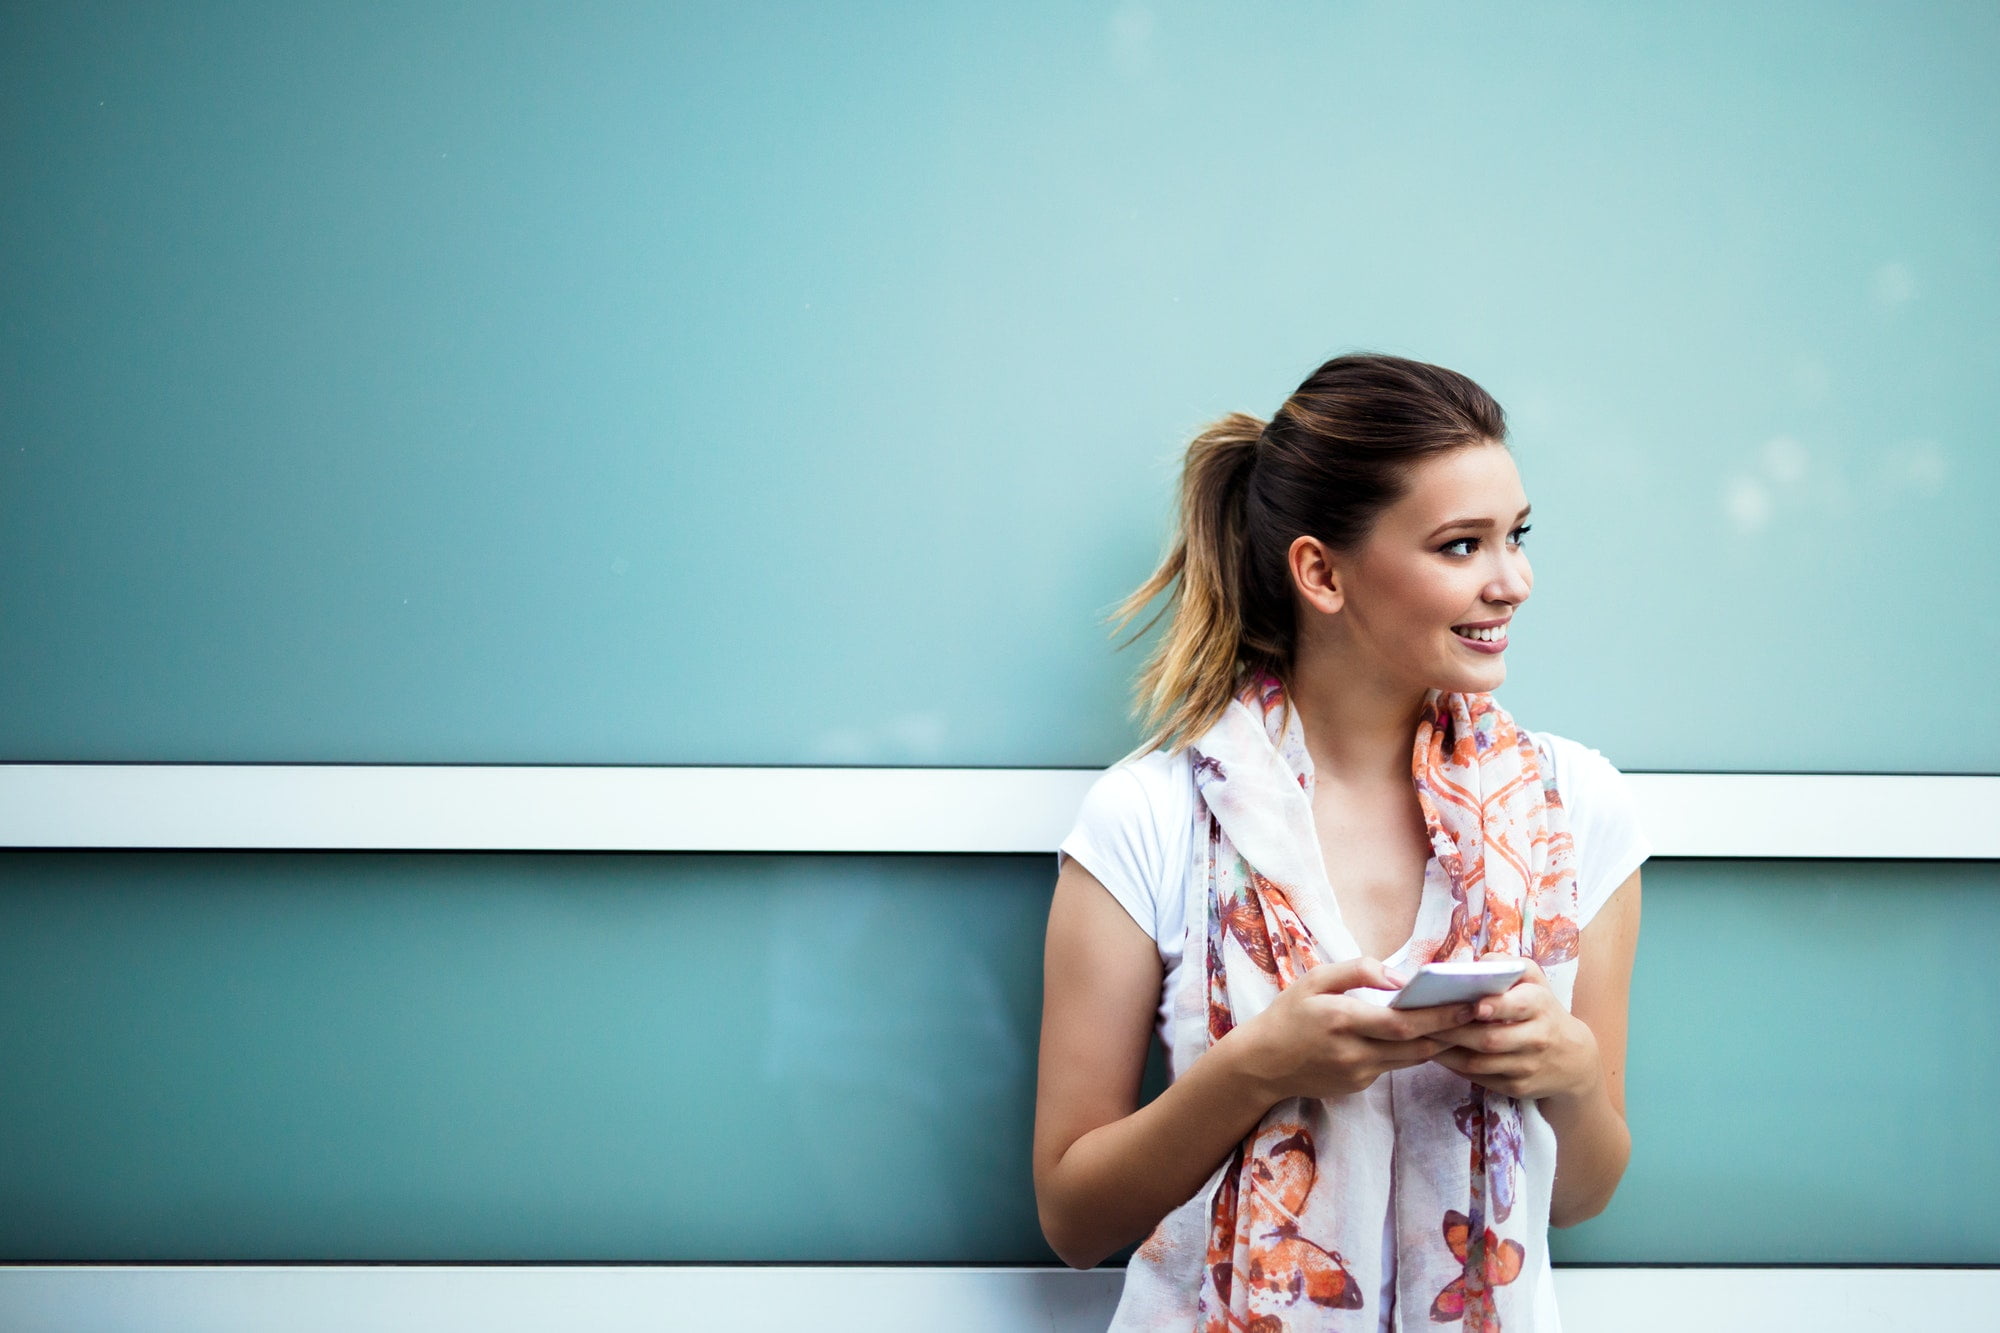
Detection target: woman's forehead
<box><xmin>1386</xmin><ymin>445</ymin><xmax>1528</xmax><ymax>528</ymax></box>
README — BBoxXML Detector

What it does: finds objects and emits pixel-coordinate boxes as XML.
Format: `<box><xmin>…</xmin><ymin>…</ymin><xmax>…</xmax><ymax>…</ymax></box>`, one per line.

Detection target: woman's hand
<box><xmin>1428</xmin><ymin>954</ymin><xmax>1600</xmax><ymax>1101</ymax></box>
<box><xmin>1226</xmin><ymin>957</ymin><xmax>1479</xmax><ymax>1104</ymax></box>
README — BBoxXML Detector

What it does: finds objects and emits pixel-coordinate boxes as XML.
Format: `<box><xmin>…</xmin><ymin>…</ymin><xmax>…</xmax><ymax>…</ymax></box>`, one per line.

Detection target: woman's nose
<box><xmin>1488</xmin><ymin>551</ymin><xmax>1532</xmax><ymax>605</ymax></box>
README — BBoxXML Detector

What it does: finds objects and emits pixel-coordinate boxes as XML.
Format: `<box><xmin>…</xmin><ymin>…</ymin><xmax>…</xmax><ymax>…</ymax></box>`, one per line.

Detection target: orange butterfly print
<box><xmin>1481</xmin><ymin>894</ymin><xmax>1524</xmax><ymax>957</ymax></box>
<box><xmin>1240</xmin><ymin>1126</ymin><xmax>1365</xmax><ymax>1316</ymax></box>
<box><xmin>1530</xmin><ymin>912</ymin><xmax>1579</xmax><ymax>967</ymax></box>
<box><xmin>1429</xmin><ymin>1210</ymin><xmax>1524</xmax><ymax>1330</ymax></box>
<box><xmin>1243</xmin><ymin>1230</ymin><xmax>1366</xmax><ymax>1318</ymax></box>
<box><xmin>1215</xmin><ymin>867</ymin><xmax>1324</xmax><ymax>989</ymax></box>
<box><xmin>1220</xmin><ymin>895</ymin><xmax>1277</xmax><ymax>976</ymax></box>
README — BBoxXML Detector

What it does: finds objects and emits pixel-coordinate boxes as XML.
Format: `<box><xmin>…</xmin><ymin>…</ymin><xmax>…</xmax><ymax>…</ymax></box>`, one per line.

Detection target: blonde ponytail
<box><xmin>1108</xmin><ymin>412</ymin><xmax>1269</xmax><ymax>757</ymax></box>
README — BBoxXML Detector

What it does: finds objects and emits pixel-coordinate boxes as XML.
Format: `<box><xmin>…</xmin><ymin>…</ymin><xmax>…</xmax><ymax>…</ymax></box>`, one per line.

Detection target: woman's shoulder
<box><xmin>1059</xmin><ymin>745</ymin><xmax>1200</xmax><ymax>945</ymax></box>
<box><xmin>1520</xmin><ymin>725</ymin><xmax>1653</xmax><ymax>923</ymax></box>
<box><xmin>1528</xmin><ymin>728</ymin><xmax>1608</xmax><ymax>768</ymax></box>
<box><xmin>1520</xmin><ymin>725</ymin><xmax>1646</xmax><ymax>826</ymax></box>
<box><xmin>1070</xmin><ymin>744</ymin><xmax>1199</xmax><ymax>846</ymax></box>
<box><xmin>1119</xmin><ymin>743</ymin><xmax>1198</xmax><ymax>803</ymax></box>
<box><xmin>1523</xmin><ymin>727</ymin><xmax>1625</xmax><ymax>790</ymax></box>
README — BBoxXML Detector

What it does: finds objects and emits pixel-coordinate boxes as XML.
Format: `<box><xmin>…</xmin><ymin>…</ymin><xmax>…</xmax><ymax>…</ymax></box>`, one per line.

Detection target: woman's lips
<box><xmin>1451</xmin><ymin>626</ymin><xmax>1508</xmax><ymax>654</ymax></box>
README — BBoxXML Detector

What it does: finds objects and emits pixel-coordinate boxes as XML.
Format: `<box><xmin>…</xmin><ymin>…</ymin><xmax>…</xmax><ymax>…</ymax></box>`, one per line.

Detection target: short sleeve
<box><xmin>1056</xmin><ymin>765</ymin><xmax>1168</xmax><ymax>946</ymax></box>
<box><xmin>1537</xmin><ymin>733</ymin><xmax>1652</xmax><ymax>928</ymax></box>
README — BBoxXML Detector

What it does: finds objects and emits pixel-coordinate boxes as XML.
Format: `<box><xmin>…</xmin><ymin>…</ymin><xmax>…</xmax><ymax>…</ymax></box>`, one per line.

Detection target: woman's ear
<box><xmin>1288</xmin><ymin>535</ymin><xmax>1344</xmax><ymax>616</ymax></box>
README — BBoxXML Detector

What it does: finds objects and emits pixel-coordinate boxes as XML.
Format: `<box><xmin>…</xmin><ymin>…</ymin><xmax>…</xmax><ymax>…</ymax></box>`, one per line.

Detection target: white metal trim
<box><xmin>0</xmin><ymin>1265</ymin><xmax>1991</xmax><ymax>1333</ymax></box>
<box><xmin>1556</xmin><ymin>1265</ymin><xmax>1997</xmax><ymax>1331</ymax></box>
<box><xmin>1625</xmin><ymin>771</ymin><xmax>1996</xmax><ymax>859</ymax></box>
<box><xmin>0</xmin><ymin>765</ymin><xmax>1994</xmax><ymax>859</ymax></box>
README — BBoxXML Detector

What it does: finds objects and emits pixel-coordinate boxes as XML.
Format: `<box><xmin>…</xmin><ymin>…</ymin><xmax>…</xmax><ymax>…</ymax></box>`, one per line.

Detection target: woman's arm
<box><xmin>1033</xmin><ymin>858</ymin><xmax>1475</xmax><ymax>1269</ymax></box>
<box><xmin>1429</xmin><ymin>867</ymin><xmax>1643</xmax><ymax>1226</ymax></box>
<box><xmin>1032</xmin><ymin>858</ymin><xmax>1269</xmax><ymax>1269</ymax></box>
<box><xmin>1543</xmin><ymin>867</ymin><xmax>1641</xmax><ymax>1225</ymax></box>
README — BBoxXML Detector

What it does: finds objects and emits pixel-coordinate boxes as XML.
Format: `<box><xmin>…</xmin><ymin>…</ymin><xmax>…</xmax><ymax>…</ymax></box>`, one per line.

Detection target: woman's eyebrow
<box><xmin>1425</xmin><ymin>505</ymin><xmax>1532</xmax><ymax>540</ymax></box>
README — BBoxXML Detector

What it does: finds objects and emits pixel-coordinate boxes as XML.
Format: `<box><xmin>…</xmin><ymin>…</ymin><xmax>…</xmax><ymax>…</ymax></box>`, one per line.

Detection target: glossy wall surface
<box><xmin>2</xmin><ymin>853</ymin><xmax>1995</xmax><ymax>1265</ymax></box>
<box><xmin>3</xmin><ymin>2</ymin><xmax>1996</xmax><ymax>772</ymax></box>
<box><xmin>2</xmin><ymin>0</ymin><xmax>1993</xmax><ymax>1276</ymax></box>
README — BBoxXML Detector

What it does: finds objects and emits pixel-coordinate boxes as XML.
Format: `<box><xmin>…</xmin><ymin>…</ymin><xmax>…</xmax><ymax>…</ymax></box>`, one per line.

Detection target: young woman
<box><xmin>1034</xmin><ymin>353</ymin><xmax>1649</xmax><ymax>1332</ymax></box>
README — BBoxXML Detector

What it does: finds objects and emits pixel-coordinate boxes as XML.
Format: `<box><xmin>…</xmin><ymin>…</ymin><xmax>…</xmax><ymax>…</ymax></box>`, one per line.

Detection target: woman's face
<box><xmin>1320</xmin><ymin>442</ymin><xmax>1534</xmax><ymax>695</ymax></box>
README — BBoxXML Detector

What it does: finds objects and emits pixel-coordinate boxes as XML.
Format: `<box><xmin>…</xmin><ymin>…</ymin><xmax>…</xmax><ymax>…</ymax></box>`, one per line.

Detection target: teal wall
<box><xmin>3</xmin><ymin>0</ymin><xmax>1995</xmax><ymax>1268</ymax></box>
<box><xmin>3</xmin><ymin>1</ymin><xmax>1996</xmax><ymax>771</ymax></box>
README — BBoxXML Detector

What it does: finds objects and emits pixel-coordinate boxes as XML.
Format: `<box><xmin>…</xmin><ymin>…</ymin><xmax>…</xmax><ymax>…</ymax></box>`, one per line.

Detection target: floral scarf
<box><xmin>1110</xmin><ymin>672</ymin><xmax>1580</xmax><ymax>1333</ymax></box>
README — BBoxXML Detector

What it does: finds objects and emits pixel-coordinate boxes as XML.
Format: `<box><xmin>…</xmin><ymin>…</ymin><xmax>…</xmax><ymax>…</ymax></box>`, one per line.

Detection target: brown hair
<box><xmin>1110</xmin><ymin>352</ymin><xmax>1508</xmax><ymax>755</ymax></box>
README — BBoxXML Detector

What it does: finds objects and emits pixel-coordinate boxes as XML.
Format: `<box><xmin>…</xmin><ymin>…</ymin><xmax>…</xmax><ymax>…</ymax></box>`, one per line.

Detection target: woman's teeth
<box><xmin>1454</xmin><ymin>625</ymin><xmax>1506</xmax><ymax>642</ymax></box>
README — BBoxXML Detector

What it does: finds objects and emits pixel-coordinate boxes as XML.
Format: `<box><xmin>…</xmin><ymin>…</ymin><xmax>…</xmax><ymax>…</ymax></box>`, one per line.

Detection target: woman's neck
<box><xmin>1284</xmin><ymin>638</ymin><xmax>1428</xmax><ymax>788</ymax></box>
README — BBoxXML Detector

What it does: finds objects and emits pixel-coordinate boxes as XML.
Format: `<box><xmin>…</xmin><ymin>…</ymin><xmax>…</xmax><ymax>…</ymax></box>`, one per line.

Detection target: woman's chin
<box><xmin>1431</xmin><ymin>662</ymin><xmax>1506</xmax><ymax>695</ymax></box>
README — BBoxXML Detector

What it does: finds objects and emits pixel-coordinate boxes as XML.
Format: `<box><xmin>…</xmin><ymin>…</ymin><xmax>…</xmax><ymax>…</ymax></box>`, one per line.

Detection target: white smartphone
<box><xmin>1387</xmin><ymin>958</ymin><xmax>1527</xmax><ymax>1010</ymax></box>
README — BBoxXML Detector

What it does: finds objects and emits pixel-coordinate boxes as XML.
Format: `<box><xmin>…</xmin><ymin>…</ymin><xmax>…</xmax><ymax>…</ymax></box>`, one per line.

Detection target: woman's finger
<box><xmin>1430</xmin><ymin>1047</ymin><xmax>1477</xmax><ymax>1076</ymax></box>
<box><xmin>1436</xmin><ymin>1018</ymin><xmax>1541</xmax><ymax>1054</ymax></box>
<box><xmin>1477</xmin><ymin>951</ymin><xmax>1550</xmax><ymax>987</ymax></box>
<box><xmin>1433</xmin><ymin>1047</ymin><xmax>1525</xmax><ymax>1082</ymax></box>
<box><xmin>1474</xmin><ymin>984</ymin><xmax>1549</xmax><ymax>1024</ymax></box>
<box><xmin>1345</xmin><ymin>999</ymin><xmax>1478</xmax><ymax>1042</ymax></box>
<box><xmin>1372</xmin><ymin>1035</ymin><xmax>1457</xmax><ymax>1068</ymax></box>
<box><xmin>1302</xmin><ymin>957</ymin><xmax>1406</xmax><ymax>995</ymax></box>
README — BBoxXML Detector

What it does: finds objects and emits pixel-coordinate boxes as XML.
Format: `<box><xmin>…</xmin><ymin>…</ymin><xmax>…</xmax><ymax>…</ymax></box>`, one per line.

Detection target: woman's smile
<box><xmin>1451</xmin><ymin>618</ymin><xmax>1511</xmax><ymax>653</ymax></box>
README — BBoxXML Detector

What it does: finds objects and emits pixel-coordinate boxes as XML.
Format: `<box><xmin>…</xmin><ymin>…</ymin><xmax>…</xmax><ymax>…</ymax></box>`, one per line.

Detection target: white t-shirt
<box><xmin>1055</xmin><ymin>727</ymin><xmax>1652</xmax><ymax>1331</ymax></box>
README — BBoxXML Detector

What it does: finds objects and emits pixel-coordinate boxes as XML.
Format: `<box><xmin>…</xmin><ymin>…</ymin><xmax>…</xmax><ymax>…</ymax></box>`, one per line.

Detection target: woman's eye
<box><xmin>1442</xmin><ymin>525</ymin><xmax>1529</xmax><ymax>557</ymax></box>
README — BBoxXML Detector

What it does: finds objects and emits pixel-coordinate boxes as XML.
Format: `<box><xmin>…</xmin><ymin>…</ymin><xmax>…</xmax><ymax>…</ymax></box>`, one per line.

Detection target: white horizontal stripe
<box><xmin>0</xmin><ymin>765</ymin><xmax>1994</xmax><ymax>858</ymax></box>
<box><xmin>0</xmin><ymin>765</ymin><xmax>1097</xmax><ymax>854</ymax></box>
<box><xmin>0</xmin><ymin>1265</ymin><xmax>1991</xmax><ymax>1332</ymax></box>
<box><xmin>1629</xmin><ymin>771</ymin><xmax>1997</xmax><ymax>859</ymax></box>
<box><xmin>1555</xmin><ymin>1266</ymin><xmax>1999</xmax><ymax>1332</ymax></box>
